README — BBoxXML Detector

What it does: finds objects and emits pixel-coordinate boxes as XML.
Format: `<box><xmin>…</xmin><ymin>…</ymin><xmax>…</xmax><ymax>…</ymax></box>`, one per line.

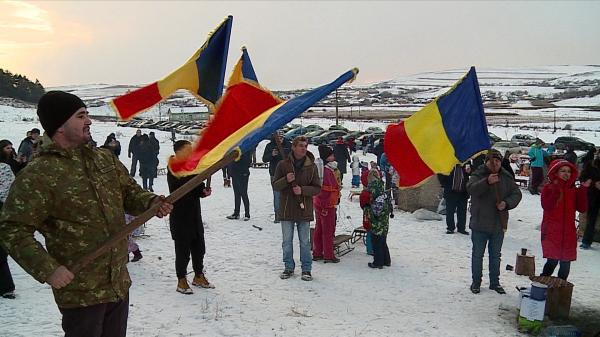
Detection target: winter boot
<box><xmin>131</xmin><ymin>249</ymin><xmax>143</xmax><ymax>262</ymax></box>
<box><xmin>176</xmin><ymin>278</ymin><xmax>193</xmax><ymax>295</ymax></box>
<box><xmin>192</xmin><ymin>273</ymin><xmax>215</xmax><ymax>289</ymax></box>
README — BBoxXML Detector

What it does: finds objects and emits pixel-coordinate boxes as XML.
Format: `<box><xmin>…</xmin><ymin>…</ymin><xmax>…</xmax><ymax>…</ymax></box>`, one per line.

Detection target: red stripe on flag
<box><xmin>169</xmin><ymin>82</ymin><xmax>280</xmax><ymax>174</ymax></box>
<box><xmin>384</xmin><ymin>122</ymin><xmax>434</xmax><ymax>187</ymax></box>
<box><xmin>112</xmin><ymin>82</ymin><xmax>163</xmax><ymax>119</ymax></box>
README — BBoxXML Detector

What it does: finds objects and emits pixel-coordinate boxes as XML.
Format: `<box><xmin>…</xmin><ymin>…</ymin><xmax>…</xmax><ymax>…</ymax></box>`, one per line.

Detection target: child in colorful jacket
<box><xmin>540</xmin><ymin>159</ymin><xmax>590</xmax><ymax>280</ymax></box>
<box><xmin>359</xmin><ymin>169</ymin><xmax>374</xmax><ymax>255</ymax></box>
<box><xmin>313</xmin><ymin>145</ymin><xmax>341</xmax><ymax>263</ymax></box>
<box><xmin>366</xmin><ymin>171</ymin><xmax>391</xmax><ymax>269</ymax></box>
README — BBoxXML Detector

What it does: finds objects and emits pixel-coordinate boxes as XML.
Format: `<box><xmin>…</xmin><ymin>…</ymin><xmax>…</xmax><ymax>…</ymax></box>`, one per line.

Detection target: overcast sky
<box><xmin>1</xmin><ymin>1</ymin><xmax>598</xmax><ymax>89</ymax></box>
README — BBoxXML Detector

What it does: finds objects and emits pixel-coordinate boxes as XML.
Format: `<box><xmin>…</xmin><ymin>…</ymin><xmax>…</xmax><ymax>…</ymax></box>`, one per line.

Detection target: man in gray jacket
<box><xmin>467</xmin><ymin>149</ymin><xmax>522</xmax><ymax>294</ymax></box>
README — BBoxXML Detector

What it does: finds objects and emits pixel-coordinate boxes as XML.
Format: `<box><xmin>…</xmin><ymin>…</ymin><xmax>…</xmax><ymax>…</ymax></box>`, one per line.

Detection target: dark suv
<box><xmin>554</xmin><ymin>136</ymin><xmax>596</xmax><ymax>151</ymax></box>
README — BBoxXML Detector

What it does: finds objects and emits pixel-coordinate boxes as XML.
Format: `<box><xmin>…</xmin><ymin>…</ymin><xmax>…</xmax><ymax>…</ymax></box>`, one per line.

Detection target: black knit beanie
<box><xmin>37</xmin><ymin>91</ymin><xmax>86</xmax><ymax>137</ymax></box>
<box><xmin>318</xmin><ymin>145</ymin><xmax>333</xmax><ymax>160</ymax></box>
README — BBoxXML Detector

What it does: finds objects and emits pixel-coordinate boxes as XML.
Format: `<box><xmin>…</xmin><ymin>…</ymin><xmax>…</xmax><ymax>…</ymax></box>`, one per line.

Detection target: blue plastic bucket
<box><xmin>531</xmin><ymin>282</ymin><xmax>548</xmax><ymax>301</ymax></box>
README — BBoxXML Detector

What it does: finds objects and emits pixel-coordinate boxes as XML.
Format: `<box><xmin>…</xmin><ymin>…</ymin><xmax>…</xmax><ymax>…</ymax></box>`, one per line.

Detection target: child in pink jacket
<box><xmin>313</xmin><ymin>145</ymin><xmax>341</xmax><ymax>263</ymax></box>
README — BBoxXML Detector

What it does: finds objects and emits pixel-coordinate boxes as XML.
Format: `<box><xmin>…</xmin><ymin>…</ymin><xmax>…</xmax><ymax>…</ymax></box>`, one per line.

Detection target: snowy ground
<box><xmin>1</xmin><ymin>118</ymin><xmax>600</xmax><ymax>336</ymax></box>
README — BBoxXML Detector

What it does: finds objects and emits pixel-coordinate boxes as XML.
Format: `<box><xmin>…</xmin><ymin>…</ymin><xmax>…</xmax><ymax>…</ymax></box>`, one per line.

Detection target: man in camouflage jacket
<box><xmin>0</xmin><ymin>91</ymin><xmax>172</xmax><ymax>337</ymax></box>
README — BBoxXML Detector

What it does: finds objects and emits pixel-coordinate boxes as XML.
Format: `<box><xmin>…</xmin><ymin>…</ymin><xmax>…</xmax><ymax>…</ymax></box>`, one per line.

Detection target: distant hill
<box><xmin>0</xmin><ymin>69</ymin><xmax>45</xmax><ymax>103</ymax></box>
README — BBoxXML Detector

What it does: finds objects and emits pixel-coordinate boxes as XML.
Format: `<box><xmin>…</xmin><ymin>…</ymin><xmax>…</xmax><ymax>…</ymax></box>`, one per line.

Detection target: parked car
<box><xmin>304</xmin><ymin>124</ymin><xmax>324</xmax><ymax>132</ymax></box>
<box><xmin>328</xmin><ymin>125</ymin><xmax>349</xmax><ymax>132</ymax></box>
<box><xmin>510</xmin><ymin>134</ymin><xmax>538</xmax><ymax>146</ymax></box>
<box><xmin>304</xmin><ymin>129</ymin><xmax>328</xmax><ymax>143</ymax></box>
<box><xmin>283</xmin><ymin>127</ymin><xmax>308</xmax><ymax>141</ymax></box>
<box><xmin>554</xmin><ymin>136</ymin><xmax>596</xmax><ymax>151</ymax></box>
<box><xmin>282</xmin><ymin>124</ymin><xmax>301</xmax><ymax>132</ymax></box>
<box><xmin>365</xmin><ymin>126</ymin><xmax>384</xmax><ymax>134</ymax></box>
<box><xmin>343</xmin><ymin>131</ymin><xmax>366</xmax><ymax>142</ymax></box>
<box><xmin>488</xmin><ymin>132</ymin><xmax>502</xmax><ymax>144</ymax></box>
<box><xmin>312</xmin><ymin>130</ymin><xmax>348</xmax><ymax>145</ymax></box>
<box><xmin>492</xmin><ymin>141</ymin><xmax>524</xmax><ymax>155</ymax></box>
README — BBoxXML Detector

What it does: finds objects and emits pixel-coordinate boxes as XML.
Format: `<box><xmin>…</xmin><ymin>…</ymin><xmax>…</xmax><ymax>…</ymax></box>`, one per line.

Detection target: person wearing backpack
<box><xmin>365</xmin><ymin>170</ymin><xmax>391</xmax><ymax>269</ymax></box>
<box><xmin>438</xmin><ymin>163</ymin><xmax>471</xmax><ymax>234</ymax></box>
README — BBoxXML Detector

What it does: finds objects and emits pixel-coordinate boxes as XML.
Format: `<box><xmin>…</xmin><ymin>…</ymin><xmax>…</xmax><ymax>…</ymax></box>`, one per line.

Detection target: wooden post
<box><xmin>70</xmin><ymin>150</ymin><xmax>239</xmax><ymax>274</ymax></box>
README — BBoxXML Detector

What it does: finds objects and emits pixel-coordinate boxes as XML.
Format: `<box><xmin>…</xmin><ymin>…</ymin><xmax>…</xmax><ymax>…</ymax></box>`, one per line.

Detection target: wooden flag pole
<box><xmin>70</xmin><ymin>150</ymin><xmax>239</xmax><ymax>274</ymax></box>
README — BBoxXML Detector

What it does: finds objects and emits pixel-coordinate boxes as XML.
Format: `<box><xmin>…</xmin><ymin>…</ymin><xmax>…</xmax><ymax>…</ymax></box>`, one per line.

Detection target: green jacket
<box><xmin>0</xmin><ymin>143</ymin><xmax>155</xmax><ymax>308</ymax></box>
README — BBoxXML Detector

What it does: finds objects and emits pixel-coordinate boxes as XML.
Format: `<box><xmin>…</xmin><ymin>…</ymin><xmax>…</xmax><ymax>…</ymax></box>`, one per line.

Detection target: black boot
<box><xmin>131</xmin><ymin>249</ymin><xmax>143</xmax><ymax>262</ymax></box>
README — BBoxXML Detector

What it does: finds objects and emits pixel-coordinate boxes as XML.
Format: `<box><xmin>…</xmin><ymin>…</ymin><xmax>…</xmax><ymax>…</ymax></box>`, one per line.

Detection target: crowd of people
<box><xmin>0</xmin><ymin>90</ymin><xmax>599</xmax><ymax>337</ymax></box>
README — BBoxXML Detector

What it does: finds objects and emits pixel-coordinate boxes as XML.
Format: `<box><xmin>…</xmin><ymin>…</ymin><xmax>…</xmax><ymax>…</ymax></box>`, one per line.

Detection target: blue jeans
<box><xmin>271</xmin><ymin>176</ymin><xmax>280</xmax><ymax>220</ymax></box>
<box><xmin>281</xmin><ymin>221</ymin><xmax>312</xmax><ymax>272</ymax></box>
<box><xmin>471</xmin><ymin>229</ymin><xmax>504</xmax><ymax>286</ymax></box>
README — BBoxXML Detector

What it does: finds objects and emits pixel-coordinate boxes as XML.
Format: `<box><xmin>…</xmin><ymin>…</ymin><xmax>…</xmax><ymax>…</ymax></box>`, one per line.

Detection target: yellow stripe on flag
<box><xmin>157</xmin><ymin>61</ymin><xmax>200</xmax><ymax>98</ymax></box>
<box><xmin>404</xmin><ymin>101</ymin><xmax>458</xmax><ymax>175</ymax></box>
<box><xmin>185</xmin><ymin>101</ymin><xmax>286</xmax><ymax>175</ymax></box>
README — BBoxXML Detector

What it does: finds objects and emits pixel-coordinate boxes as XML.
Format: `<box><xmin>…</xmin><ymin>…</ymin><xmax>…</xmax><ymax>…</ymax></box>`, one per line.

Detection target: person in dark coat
<box><xmin>167</xmin><ymin>140</ymin><xmax>213</xmax><ymax>294</ymax></box>
<box><xmin>262</xmin><ymin>132</ymin><xmax>291</xmax><ymax>223</ymax></box>
<box><xmin>540</xmin><ymin>159</ymin><xmax>590</xmax><ymax>279</ymax></box>
<box><xmin>501</xmin><ymin>150</ymin><xmax>515</xmax><ymax>179</ymax></box>
<box><xmin>17</xmin><ymin>128</ymin><xmax>40</xmax><ymax>162</ymax></box>
<box><xmin>579</xmin><ymin>157</ymin><xmax>600</xmax><ymax>249</ymax></box>
<box><xmin>128</xmin><ymin>129</ymin><xmax>142</xmax><ymax>176</ymax></box>
<box><xmin>563</xmin><ymin>146</ymin><xmax>577</xmax><ymax>165</ymax></box>
<box><xmin>0</xmin><ymin>139</ymin><xmax>26</xmax><ymax>174</ymax></box>
<box><xmin>226</xmin><ymin>149</ymin><xmax>253</xmax><ymax>220</ymax></box>
<box><xmin>102</xmin><ymin>133</ymin><xmax>121</xmax><ymax>157</ymax></box>
<box><xmin>438</xmin><ymin>163</ymin><xmax>471</xmax><ymax>234</ymax></box>
<box><xmin>148</xmin><ymin>132</ymin><xmax>160</xmax><ymax>155</ymax></box>
<box><xmin>137</xmin><ymin>134</ymin><xmax>158</xmax><ymax>191</ymax></box>
<box><xmin>467</xmin><ymin>149</ymin><xmax>522</xmax><ymax>295</ymax></box>
<box><xmin>333</xmin><ymin>137</ymin><xmax>350</xmax><ymax>182</ymax></box>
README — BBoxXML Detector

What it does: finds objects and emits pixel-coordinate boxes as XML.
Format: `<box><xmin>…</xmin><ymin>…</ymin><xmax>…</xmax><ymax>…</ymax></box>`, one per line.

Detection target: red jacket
<box><xmin>540</xmin><ymin>160</ymin><xmax>588</xmax><ymax>261</ymax></box>
<box><xmin>314</xmin><ymin>165</ymin><xmax>340</xmax><ymax>209</ymax></box>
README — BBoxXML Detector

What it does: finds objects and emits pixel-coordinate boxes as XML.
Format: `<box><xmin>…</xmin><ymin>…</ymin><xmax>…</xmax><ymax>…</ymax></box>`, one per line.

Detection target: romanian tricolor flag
<box><xmin>169</xmin><ymin>68</ymin><xmax>359</xmax><ymax>176</ymax></box>
<box><xmin>384</xmin><ymin>67</ymin><xmax>489</xmax><ymax>188</ymax></box>
<box><xmin>227</xmin><ymin>46</ymin><xmax>258</xmax><ymax>86</ymax></box>
<box><xmin>110</xmin><ymin>16</ymin><xmax>233</xmax><ymax>120</ymax></box>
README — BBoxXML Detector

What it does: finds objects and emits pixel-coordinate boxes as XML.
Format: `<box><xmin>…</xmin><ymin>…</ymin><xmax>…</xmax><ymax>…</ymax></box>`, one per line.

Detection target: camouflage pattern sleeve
<box><xmin>0</xmin><ymin>172</ymin><xmax>61</xmax><ymax>283</ymax></box>
<box><xmin>115</xmin><ymin>157</ymin><xmax>156</xmax><ymax>215</ymax></box>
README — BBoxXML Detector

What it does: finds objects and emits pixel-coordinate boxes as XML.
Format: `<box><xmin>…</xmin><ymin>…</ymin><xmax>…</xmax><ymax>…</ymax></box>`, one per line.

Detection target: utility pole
<box><xmin>553</xmin><ymin>110</ymin><xmax>557</xmax><ymax>133</ymax></box>
<box><xmin>335</xmin><ymin>89</ymin><xmax>339</xmax><ymax>126</ymax></box>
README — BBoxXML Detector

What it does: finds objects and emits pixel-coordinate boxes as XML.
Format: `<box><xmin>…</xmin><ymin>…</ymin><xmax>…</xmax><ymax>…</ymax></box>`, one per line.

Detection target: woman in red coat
<box><xmin>540</xmin><ymin>159</ymin><xmax>591</xmax><ymax>280</ymax></box>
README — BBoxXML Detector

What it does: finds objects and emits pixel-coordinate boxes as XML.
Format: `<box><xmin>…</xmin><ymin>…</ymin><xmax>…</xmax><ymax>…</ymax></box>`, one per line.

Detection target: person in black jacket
<box><xmin>137</xmin><ymin>134</ymin><xmax>158</xmax><ymax>191</ymax></box>
<box><xmin>501</xmin><ymin>150</ymin><xmax>515</xmax><ymax>179</ymax></box>
<box><xmin>579</xmin><ymin>157</ymin><xmax>600</xmax><ymax>249</ymax></box>
<box><xmin>563</xmin><ymin>146</ymin><xmax>578</xmax><ymax>165</ymax></box>
<box><xmin>128</xmin><ymin>129</ymin><xmax>142</xmax><ymax>176</ymax></box>
<box><xmin>102</xmin><ymin>133</ymin><xmax>121</xmax><ymax>157</ymax></box>
<box><xmin>333</xmin><ymin>137</ymin><xmax>351</xmax><ymax>182</ymax></box>
<box><xmin>0</xmin><ymin>140</ymin><xmax>26</xmax><ymax>174</ymax></box>
<box><xmin>262</xmin><ymin>133</ymin><xmax>291</xmax><ymax>223</ymax></box>
<box><xmin>226</xmin><ymin>149</ymin><xmax>254</xmax><ymax>220</ymax></box>
<box><xmin>438</xmin><ymin>163</ymin><xmax>471</xmax><ymax>234</ymax></box>
<box><xmin>167</xmin><ymin>140</ymin><xmax>213</xmax><ymax>294</ymax></box>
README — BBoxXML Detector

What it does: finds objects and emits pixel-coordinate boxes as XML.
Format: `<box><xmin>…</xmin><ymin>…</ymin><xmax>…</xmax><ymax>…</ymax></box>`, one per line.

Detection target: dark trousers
<box><xmin>0</xmin><ymin>245</ymin><xmax>15</xmax><ymax>295</ymax></box>
<box><xmin>582</xmin><ymin>201</ymin><xmax>599</xmax><ymax>245</ymax></box>
<box><xmin>530</xmin><ymin>166</ymin><xmax>544</xmax><ymax>193</ymax></box>
<box><xmin>471</xmin><ymin>229</ymin><xmax>504</xmax><ymax>286</ymax></box>
<box><xmin>60</xmin><ymin>295</ymin><xmax>129</xmax><ymax>337</ymax></box>
<box><xmin>232</xmin><ymin>173</ymin><xmax>250</xmax><ymax>217</ymax></box>
<box><xmin>174</xmin><ymin>236</ymin><xmax>205</xmax><ymax>279</ymax></box>
<box><xmin>541</xmin><ymin>259</ymin><xmax>571</xmax><ymax>280</ymax></box>
<box><xmin>141</xmin><ymin>177</ymin><xmax>154</xmax><ymax>190</ymax></box>
<box><xmin>371</xmin><ymin>233</ymin><xmax>391</xmax><ymax>267</ymax></box>
<box><xmin>445</xmin><ymin>193</ymin><xmax>468</xmax><ymax>232</ymax></box>
<box><xmin>129</xmin><ymin>154</ymin><xmax>138</xmax><ymax>176</ymax></box>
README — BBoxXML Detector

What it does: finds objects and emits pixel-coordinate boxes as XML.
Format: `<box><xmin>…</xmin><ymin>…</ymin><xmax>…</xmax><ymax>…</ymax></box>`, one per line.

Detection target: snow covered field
<box><xmin>1</xmin><ymin>114</ymin><xmax>599</xmax><ymax>336</ymax></box>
